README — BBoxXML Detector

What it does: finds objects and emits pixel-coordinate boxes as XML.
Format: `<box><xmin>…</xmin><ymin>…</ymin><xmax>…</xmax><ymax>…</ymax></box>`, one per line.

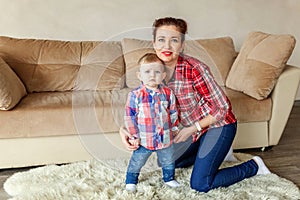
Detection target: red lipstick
<box><xmin>162</xmin><ymin>51</ymin><xmax>172</xmax><ymax>57</ymax></box>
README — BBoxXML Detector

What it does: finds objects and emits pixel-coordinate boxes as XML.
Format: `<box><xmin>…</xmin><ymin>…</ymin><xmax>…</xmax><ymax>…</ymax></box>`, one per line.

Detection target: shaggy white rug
<box><xmin>4</xmin><ymin>153</ymin><xmax>300</xmax><ymax>200</ymax></box>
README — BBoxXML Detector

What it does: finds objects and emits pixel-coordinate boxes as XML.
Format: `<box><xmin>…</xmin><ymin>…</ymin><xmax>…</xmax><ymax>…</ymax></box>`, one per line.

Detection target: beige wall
<box><xmin>0</xmin><ymin>0</ymin><xmax>299</xmax><ymax>99</ymax></box>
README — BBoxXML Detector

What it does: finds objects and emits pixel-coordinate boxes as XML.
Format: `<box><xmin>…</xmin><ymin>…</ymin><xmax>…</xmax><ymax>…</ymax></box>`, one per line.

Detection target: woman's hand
<box><xmin>174</xmin><ymin>125</ymin><xmax>197</xmax><ymax>143</ymax></box>
<box><xmin>119</xmin><ymin>126</ymin><xmax>139</xmax><ymax>151</ymax></box>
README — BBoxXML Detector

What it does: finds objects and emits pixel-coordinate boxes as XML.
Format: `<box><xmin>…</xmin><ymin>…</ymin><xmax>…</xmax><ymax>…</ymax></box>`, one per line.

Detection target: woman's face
<box><xmin>153</xmin><ymin>25</ymin><xmax>184</xmax><ymax>67</ymax></box>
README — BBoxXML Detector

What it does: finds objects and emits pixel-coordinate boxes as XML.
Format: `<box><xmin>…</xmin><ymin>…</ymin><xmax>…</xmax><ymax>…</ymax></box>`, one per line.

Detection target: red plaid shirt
<box><xmin>167</xmin><ymin>54</ymin><xmax>236</xmax><ymax>140</ymax></box>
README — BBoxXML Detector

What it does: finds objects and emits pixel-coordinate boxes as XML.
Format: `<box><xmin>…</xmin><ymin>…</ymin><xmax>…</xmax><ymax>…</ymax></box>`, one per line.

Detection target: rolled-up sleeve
<box><xmin>192</xmin><ymin>62</ymin><xmax>229</xmax><ymax>121</ymax></box>
<box><xmin>124</xmin><ymin>92</ymin><xmax>139</xmax><ymax>138</ymax></box>
<box><xmin>169</xmin><ymin>90</ymin><xmax>179</xmax><ymax>132</ymax></box>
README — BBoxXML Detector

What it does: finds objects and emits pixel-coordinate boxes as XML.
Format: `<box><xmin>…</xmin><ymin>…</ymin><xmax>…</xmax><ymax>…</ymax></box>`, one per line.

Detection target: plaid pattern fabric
<box><xmin>168</xmin><ymin>54</ymin><xmax>236</xmax><ymax>140</ymax></box>
<box><xmin>124</xmin><ymin>84</ymin><xmax>179</xmax><ymax>150</ymax></box>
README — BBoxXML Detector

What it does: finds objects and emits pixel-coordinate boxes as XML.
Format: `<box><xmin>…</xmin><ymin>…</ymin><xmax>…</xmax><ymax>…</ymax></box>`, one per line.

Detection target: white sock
<box><xmin>253</xmin><ymin>156</ymin><xmax>271</xmax><ymax>175</ymax></box>
<box><xmin>165</xmin><ymin>180</ymin><xmax>181</xmax><ymax>188</ymax></box>
<box><xmin>125</xmin><ymin>184</ymin><xmax>136</xmax><ymax>192</ymax></box>
<box><xmin>224</xmin><ymin>146</ymin><xmax>238</xmax><ymax>162</ymax></box>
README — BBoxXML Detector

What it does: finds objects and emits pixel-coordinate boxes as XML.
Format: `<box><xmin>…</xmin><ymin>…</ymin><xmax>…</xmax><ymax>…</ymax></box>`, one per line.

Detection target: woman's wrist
<box><xmin>195</xmin><ymin>121</ymin><xmax>202</xmax><ymax>132</ymax></box>
<box><xmin>191</xmin><ymin>123</ymin><xmax>198</xmax><ymax>133</ymax></box>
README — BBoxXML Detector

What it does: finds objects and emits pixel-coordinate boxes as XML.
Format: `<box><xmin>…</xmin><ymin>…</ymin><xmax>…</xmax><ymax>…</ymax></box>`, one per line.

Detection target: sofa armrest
<box><xmin>269</xmin><ymin>65</ymin><xmax>300</xmax><ymax>145</ymax></box>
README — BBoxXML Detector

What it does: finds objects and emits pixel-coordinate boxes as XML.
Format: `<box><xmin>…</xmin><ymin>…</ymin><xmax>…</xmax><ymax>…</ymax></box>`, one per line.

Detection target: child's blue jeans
<box><xmin>126</xmin><ymin>145</ymin><xmax>175</xmax><ymax>184</ymax></box>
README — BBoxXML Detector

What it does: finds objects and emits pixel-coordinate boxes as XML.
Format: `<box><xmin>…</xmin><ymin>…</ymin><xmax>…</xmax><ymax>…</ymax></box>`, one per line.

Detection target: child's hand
<box><xmin>128</xmin><ymin>137</ymin><xmax>140</xmax><ymax>147</ymax></box>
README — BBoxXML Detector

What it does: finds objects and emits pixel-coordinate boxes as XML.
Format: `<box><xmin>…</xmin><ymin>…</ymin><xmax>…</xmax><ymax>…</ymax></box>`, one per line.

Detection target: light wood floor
<box><xmin>0</xmin><ymin>101</ymin><xmax>299</xmax><ymax>198</ymax></box>
<box><xmin>243</xmin><ymin>100</ymin><xmax>300</xmax><ymax>187</ymax></box>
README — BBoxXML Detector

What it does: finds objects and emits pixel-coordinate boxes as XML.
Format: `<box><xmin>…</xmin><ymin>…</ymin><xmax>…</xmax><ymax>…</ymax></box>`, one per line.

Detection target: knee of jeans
<box><xmin>190</xmin><ymin>178</ymin><xmax>211</xmax><ymax>193</ymax></box>
<box><xmin>159</xmin><ymin>156</ymin><xmax>174</xmax><ymax>167</ymax></box>
<box><xmin>162</xmin><ymin>163</ymin><xmax>175</xmax><ymax>172</ymax></box>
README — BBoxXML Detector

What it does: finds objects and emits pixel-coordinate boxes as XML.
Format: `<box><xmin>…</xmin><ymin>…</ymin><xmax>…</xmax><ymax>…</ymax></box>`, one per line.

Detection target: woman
<box><xmin>120</xmin><ymin>17</ymin><xmax>270</xmax><ymax>192</ymax></box>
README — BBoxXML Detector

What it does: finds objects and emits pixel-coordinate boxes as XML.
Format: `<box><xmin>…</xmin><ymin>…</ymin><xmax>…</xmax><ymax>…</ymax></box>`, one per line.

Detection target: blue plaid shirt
<box><xmin>124</xmin><ymin>84</ymin><xmax>179</xmax><ymax>150</ymax></box>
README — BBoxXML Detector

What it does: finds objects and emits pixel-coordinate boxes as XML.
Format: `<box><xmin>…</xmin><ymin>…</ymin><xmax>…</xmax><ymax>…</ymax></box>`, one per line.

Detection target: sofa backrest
<box><xmin>121</xmin><ymin>37</ymin><xmax>237</xmax><ymax>88</ymax></box>
<box><xmin>0</xmin><ymin>36</ymin><xmax>238</xmax><ymax>93</ymax></box>
<box><xmin>0</xmin><ymin>36</ymin><xmax>125</xmax><ymax>93</ymax></box>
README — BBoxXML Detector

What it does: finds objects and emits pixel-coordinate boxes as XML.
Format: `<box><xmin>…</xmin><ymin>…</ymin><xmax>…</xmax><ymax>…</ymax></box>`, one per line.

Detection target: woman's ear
<box><xmin>180</xmin><ymin>41</ymin><xmax>185</xmax><ymax>53</ymax></box>
<box><xmin>152</xmin><ymin>40</ymin><xmax>156</xmax><ymax>50</ymax></box>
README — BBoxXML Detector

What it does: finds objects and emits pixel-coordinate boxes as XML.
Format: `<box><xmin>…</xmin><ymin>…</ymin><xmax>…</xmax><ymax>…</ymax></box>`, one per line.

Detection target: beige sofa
<box><xmin>0</xmin><ymin>31</ymin><xmax>299</xmax><ymax>168</ymax></box>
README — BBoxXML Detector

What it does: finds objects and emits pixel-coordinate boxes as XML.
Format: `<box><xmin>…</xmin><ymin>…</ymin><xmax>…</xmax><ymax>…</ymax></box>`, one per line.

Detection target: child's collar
<box><xmin>140</xmin><ymin>84</ymin><xmax>163</xmax><ymax>93</ymax></box>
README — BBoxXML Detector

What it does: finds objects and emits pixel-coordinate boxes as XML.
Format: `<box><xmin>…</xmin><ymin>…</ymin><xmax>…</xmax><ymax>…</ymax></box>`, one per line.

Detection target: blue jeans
<box><xmin>175</xmin><ymin>122</ymin><xmax>258</xmax><ymax>192</ymax></box>
<box><xmin>126</xmin><ymin>145</ymin><xmax>175</xmax><ymax>184</ymax></box>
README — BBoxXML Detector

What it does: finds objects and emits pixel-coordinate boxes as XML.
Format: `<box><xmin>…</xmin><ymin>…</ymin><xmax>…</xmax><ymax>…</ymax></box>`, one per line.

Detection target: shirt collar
<box><xmin>140</xmin><ymin>84</ymin><xmax>163</xmax><ymax>93</ymax></box>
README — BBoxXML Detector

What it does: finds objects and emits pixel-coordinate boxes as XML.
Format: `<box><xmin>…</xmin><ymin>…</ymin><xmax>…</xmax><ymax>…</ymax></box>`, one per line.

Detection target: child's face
<box><xmin>137</xmin><ymin>62</ymin><xmax>166</xmax><ymax>90</ymax></box>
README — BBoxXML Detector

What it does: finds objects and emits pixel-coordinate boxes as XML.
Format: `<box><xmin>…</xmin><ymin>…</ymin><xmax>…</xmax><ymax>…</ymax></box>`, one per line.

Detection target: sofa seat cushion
<box><xmin>110</xmin><ymin>87</ymin><xmax>271</xmax><ymax>125</ymax></box>
<box><xmin>0</xmin><ymin>87</ymin><xmax>272</xmax><ymax>139</ymax></box>
<box><xmin>112</xmin><ymin>87</ymin><xmax>271</xmax><ymax>125</ymax></box>
<box><xmin>0</xmin><ymin>91</ymin><xmax>125</xmax><ymax>139</ymax></box>
<box><xmin>224</xmin><ymin>87</ymin><xmax>272</xmax><ymax>123</ymax></box>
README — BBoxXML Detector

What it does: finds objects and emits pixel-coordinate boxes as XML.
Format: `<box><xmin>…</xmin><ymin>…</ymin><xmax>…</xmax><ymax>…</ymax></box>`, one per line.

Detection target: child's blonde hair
<box><xmin>138</xmin><ymin>53</ymin><xmax>165</xmax><ymax>71</ymax></box>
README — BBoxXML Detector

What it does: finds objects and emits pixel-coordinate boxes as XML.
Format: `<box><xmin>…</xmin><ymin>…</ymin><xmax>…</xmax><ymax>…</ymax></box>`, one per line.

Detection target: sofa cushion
<box><xmin>117</xmin><ymin>87</ymin><xmax>272</xmax><ymax>124</ymax></box>
<box><xmin>226</xmin><ymin>31</ymin><xmax>296</xmax><ymax>100</ymax></box>
<box><xmin>0</xmin><ymin>86</ymin><xmax>272</xmax><ymax>139</ymax></box>
<box><xmin>0</xmin><ymin>57</ymin><xmax>27</xmax><ymax>110</ymax></box>
<box><xmin>121</xmin><ymin>38</ymin><xmax>155</xmax><ymax>88</ymax></box>
<box><xmin>122</xmin><ymin>37</ymin><xmax>237</xmax><ymax>88</ymax></box>
<box><xmin>0</xmin><ymin>36</ymin><xmax>125</xmax><ymax>92</ymax></box>
<box><xmin>184</xmin><ymin>37</ymin><xmax>237</xmax><ymax>86</ymax></box>
<box><xmin>74</xmin><ymin>41</ymin><xmax>125</xmax><ymax>91</ymax></box>
<box><xmin>0</xmin><ymin>91</ymin><xmax>123</xmax><ymax>139</ymax></box>
<box><xmin>223</xmin><ymin>87</ymin><xmax>272</xmax><ymax>123</ymax></box>
<box><xmin>0</xmin><ymin>36</ymin><xmax>81</xmax><ymax>92</ymax></box>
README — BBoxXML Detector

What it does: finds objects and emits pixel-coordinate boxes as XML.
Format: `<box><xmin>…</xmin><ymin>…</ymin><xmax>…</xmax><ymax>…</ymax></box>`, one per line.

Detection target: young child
<box><xmin>124</xmin><ymin>53</ymin><xmax>180</xmax><ymax>192</ymax></box>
